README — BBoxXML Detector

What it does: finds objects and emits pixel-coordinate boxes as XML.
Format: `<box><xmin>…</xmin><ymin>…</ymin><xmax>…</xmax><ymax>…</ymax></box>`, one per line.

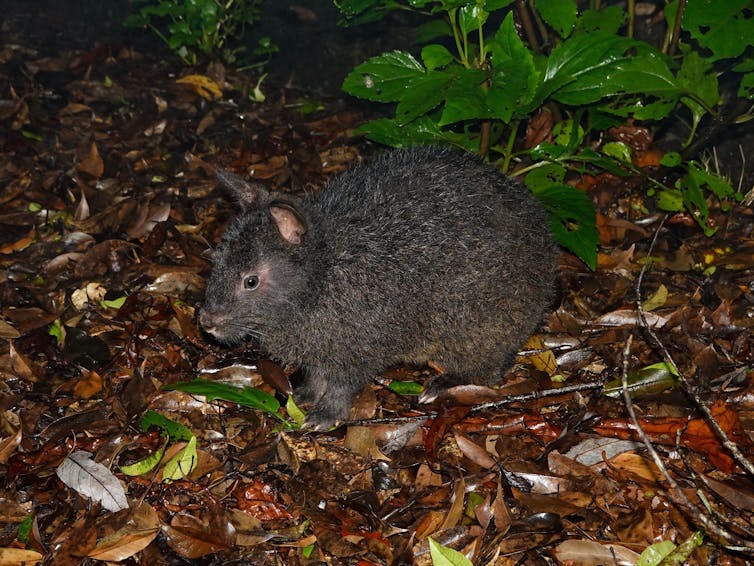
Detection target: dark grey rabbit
<box><xmin>200</xmin><ymin>146</ymin><xmax>559</xmax><ymax>429</ymax></box>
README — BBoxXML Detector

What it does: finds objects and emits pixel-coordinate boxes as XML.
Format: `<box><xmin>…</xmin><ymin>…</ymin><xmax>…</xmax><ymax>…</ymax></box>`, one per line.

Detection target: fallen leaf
<box><xmin>56</xmin><ymin>450</ymin><xmax>129</xmax><ymax>512</ymax></box>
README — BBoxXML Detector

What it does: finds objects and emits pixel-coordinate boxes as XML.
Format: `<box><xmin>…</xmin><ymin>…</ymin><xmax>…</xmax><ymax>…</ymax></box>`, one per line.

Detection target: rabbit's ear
<box><xmin>216</xmin><ymin>169</ymin><xmax>271</xmax><ymax>210</ymax></box>
<box><xmin>269</xmin><ymin>203</ymin><xmax>307</xmax><ymax>245</ymax></box>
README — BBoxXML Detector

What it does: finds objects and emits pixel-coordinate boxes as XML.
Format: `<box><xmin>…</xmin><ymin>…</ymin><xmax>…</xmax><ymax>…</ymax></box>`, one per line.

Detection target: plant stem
<box><xmin>668</xmin><ymin>0</ymin><xmax>687</xmax><ymax>56</ymax></box>
<box><xmin>479</xmin><ymin>121</ymin><xmax>491</xmax><ymax>158</ymax></box>
<box><xmin>477</xmin><ymin>18</ymin><xmax>485</xmax><ymax>64</ymax></box>
<box><xmin>627</xmin><ymin>0</ymin><xmax>635</xmax><ymax>38</ymax></box>
<box><xmin>449</xmin><ymin>9</ymin><xmax>469</xmax><ymax>67</ymax></box>
<box><xmin>515</xmin><ymin>0</ymin><xmax>540</xmax><ymax>52</ymax></box>
<box><xmin>501</xmin><ymin>120</ymin><xmax>520</xmax><ymax>174</ymax></box>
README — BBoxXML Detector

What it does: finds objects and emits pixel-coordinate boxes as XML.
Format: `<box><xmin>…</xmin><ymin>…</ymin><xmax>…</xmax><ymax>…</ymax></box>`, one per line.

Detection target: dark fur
<box><xmin>200</xmin><ymin>146</ymin><xmax>559</xmax><ymax>429</ymax></box>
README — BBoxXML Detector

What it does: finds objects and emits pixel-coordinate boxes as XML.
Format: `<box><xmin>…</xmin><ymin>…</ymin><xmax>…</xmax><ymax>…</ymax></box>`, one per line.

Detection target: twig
<box><xmin>621</xmin><ymin>332</ymin><xmax>754</xmax><ymax>552</ymax></box>
<box><xmin>630</xmin><ymin>216</ymin><xmax>754</xmax><ymax>551</ymax></box>
<box><xmin>470</xmin><ymin>380</ymin><xmax>604</xmax><ymax>413</ymax></box>
<box><xmin>636</xmin><ymin>217</ymin><xmax>754</xmax><ymax>478</ymax></box>
<box><xmin>342</xmin><ymin>381</ymin><xmax>604</xmax><ymax>427</ymax></box>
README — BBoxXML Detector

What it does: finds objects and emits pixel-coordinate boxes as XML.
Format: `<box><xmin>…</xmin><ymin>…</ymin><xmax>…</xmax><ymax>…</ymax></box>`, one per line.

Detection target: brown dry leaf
<box><xmin>415</xmin><ymin>463</ymin><xmax>443</xmax><ymax>490</ymax></box>
<box><xmin>609</xmin><ymin>452</ymin><xmax>662</xmax><ymax>482</ymax></box>
<box><xmin>492</xmin><ymin>479</ymin><xmax>512</xmax><ymax>535</ymax></box>
<box><xmin>525</xmin><ymin>107</ymin><xmax>553</xmax><ymax>148</ymax></box>
<box><xmin>414</xmin><ymin>511</ymin><xmax>446</xmax><ymax>539</ymax></box>
<box><xmin>126</xmin><ymin>203</ymin><xmax>171</xmax><ymax>239</ymax></box>
<box><xmin>454</xmin><ymin>432</ymin><xmax>496</xmax><ymax>468</ymax></box>
<box><xmin>344</xmin><ymin>426</ymin><xmax>389</xmax><ymax>460</ymax></box>
<box><xmin>0</xmin><ymin>548</ymin><xmax>44</xmax><ymax>564</ymax></box>
<box><xmin>700</xmin><ymin>474</ymin><xmax>754</xmax><ymax>511</ymax></box>
<box><xmin>163</xmin><ymin>512</ymin><xmax>235</xmax><ymax>559</ymax></box>
<box><xmin>73</xmin><ymin>369</ymin><xmax>103</xmax><ymax>399</ymax></box>
<box><xmin>594</xmin><ymin>400</ymin><xmax>748</xmax><ymax>472</ymax></box>
<box><xmin>77</xmin><ymin>141</ymin><xmax>104</xmax><ymax>178</ymax></box>
<box><xmin>552</xmin><ymin>539</ymin><xmax>639</xmax><ymax>565</ymax></box>
<box><xmin>74</xmin><ymin>186</ymin><xmax>90</xmax><ymax>221</ymax></box>
<box><xmin>439</xmin><ymin>476</ymin><xmax>465</xmax><ymax>532</ymax></box>
<box><xmin>233</xmin><ymin>477</ymin><xmax>295</xmax><ymax>521</ymax></box>
<box><xmin>0</xmin><ymin>320</ymin><xmax>20</xmax><ymax>339</ymax></box>
<box><xmin>0</xmin><ymin>227</ymin><xmax>35</xmax><ymax>254</ymax></box>
<box><xmin>9</xmin><ymin>342</ymin><xmax>37</xmax><ymax>383</ymax></box>
<box><xmin>0</xmin><ymin>421</ymin><xmax>22</xmax><ymax>465</ymax></box>
<box><xmin>87</xmin><ymin>502</ymin><xmax>160</xmax><ymax>561</ymax></box>
<box><xmin>519</xmin><ymin>335</ymin><xmax>557</xmax><ymax>375</ymax></box>
<box><xmin>276</xmin><ymin>432</ymin><xmax>318</xmax><ymax>474</ymax></box>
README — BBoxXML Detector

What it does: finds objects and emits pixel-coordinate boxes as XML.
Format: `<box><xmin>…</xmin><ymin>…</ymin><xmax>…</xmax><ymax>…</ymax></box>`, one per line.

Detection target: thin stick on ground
<box><xmin>627</xmin><ymin>216</ymin><xmax>754</xmax><ymax>552</ymax></box>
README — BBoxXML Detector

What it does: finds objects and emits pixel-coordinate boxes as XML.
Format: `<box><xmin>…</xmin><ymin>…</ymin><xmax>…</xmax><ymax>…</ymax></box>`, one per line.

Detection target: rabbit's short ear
<box><xmin>269</xmin><ymin>203</ymin><xmax>307</xmax><ymax>245</ymax></box>
<box><xmin>216</xmin><ymin>169</ymin><xmax>271</xmax><ymax>210</ymax></box>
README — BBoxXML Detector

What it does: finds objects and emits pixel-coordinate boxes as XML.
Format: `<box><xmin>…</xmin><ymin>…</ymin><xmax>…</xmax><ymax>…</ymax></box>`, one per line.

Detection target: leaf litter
<box><xmin>1</xmin><ymin>7</ymin><xmax>754</xmax><ymax>566</ymax></box>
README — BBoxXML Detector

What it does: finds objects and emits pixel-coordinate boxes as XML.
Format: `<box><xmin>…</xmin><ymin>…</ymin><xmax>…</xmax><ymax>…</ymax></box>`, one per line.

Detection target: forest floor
<box><xmin>1</xmin><ymin>3</ymin><xmax>754</xmax><ymax>565</ymax></box>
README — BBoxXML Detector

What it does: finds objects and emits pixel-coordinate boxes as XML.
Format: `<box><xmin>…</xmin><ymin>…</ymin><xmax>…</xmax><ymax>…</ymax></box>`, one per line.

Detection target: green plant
<box><xmin>337</xmin><ymin>0</ymin><xmax>752</xmax><ymax>269</ymax></box>
<box><xmin>125</xmin><ymin>0</ymin><xmax>264</xmax><ymax>65</ymax></box>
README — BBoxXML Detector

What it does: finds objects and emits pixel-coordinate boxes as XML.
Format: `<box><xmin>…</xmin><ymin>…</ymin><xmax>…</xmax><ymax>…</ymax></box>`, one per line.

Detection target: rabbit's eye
<box><xmin>244</xmin><ymin>275</ymin><xmax>260</xmax><ymax>290</ymax></box>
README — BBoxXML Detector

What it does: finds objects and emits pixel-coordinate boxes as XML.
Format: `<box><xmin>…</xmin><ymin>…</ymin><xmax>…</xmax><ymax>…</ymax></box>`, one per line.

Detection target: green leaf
<box><xmin>656</xmin><ymin>189</ymin><xmax>684</xmax><ymax>212</ymax></box>
<box><xmin>140</xmin><ymin>410</ymin><xmax>194</xmax><ymax>441</ymax></box>
<box><xmin>660</xmin><ymin>151</ymin><xmax>682</xmax><ymax>167</ymax></box>
<box><xmin>489</xmin><ymin>13</ymin><xmax>538</xmax><ymax>119</ymax></box>
<box><xmin>17</xmin><ymin>515</ymin><xmax>33</xmax><ymax>543</ymax></box>
<box><xmin>676</xmin><ymin>48</ymin><xmax>719</xmax><ymax>141</ymax></box>
<box><xmin>357</xmin><ymin>117</ymin><xmax>480</xmax><ymax>152</ymax></box>
<box><xmin>397</xmin><ymin>71</ymin><xmax>455</xmax><ymax>125</ymax></box>
<box><xmin>416</xmin><ymin>18</ymin><xmax>454</xmax><ymax>43</ymax></box>
<box><xmin>604</xmin><ymin>362</ymin><xmax>680</xmax><ymax>399</ymax></box>
<box><xmin>458</xmin><ymin>4</ymin><xmax>488</xmax><ymax>39</ymax></box>
<box><xmin>524</xmin><ymin>163</ymin><xmax>567</xmax><ymax>192</ymax></box>
<box><xmin>535</xmin><ymin>33</ymin><xmax>635</xmax><ymax>105</ymax></box>
<box><xmin>438</xmin><ymin>68</ymin><xmax>495</xmax><ymax>125</ymax></box>
<box><xmin>100</xmin><ymin>295</ymin><xmax>127</xmax><ymax>309</ymax></box>
<box><xmin>342</xmin><ymin>50</ymin><xmax>425</xmax><ymax>102</ymax></box>
<box><xmin>533</xmin><ymin>184</ymin><xmax>598</xmax><ymax>270</ymax></box>
<box><xmin>687</xmin><ymin>161</ymin><xmax>737</xmax><ymax>200</ymax></box>
<box><xmin>163</xmin><ymin>436</ymin><xmax>197</xmax><ymax>481</ymax></box>
<box><xmin>119</xmin><ymin>441</ymin><xmax>167</xmax><ymax>476</ymax></box>
<box><xmin>388</xmin><ymin>380</ymin><xmax>424</xmax><ymax>395</ymax></box>
<box><xmin>554</xmin><ymin>49</ymin><xmax>679</xmax><ymax>107</ymax></box>
<box><xmin>429</xmin><ymin>538</ymin><xmax>474</xmax><ymax>566</ymax></box>
<box><xmin>48</xmin><ymin>319</ymin><xmax>64</xmax><ymax>345</ymax></box>
<box><xmin>551</xmin><ymin>119</ymin><xmax>584</xmax><ymax>149</ymax></box>
<box><xmin>681</xmin><ymin>0</ymin><xmax>754</xmax><ymax>61</ymax></box>
<box><xmin>485</xmin><ymin>0</ymin><xmax>515</xmax><ymax>9</ymax></box>
<box><xmin>738</xmin><ymin>71</ymin><xmax>754</xmax><ymax>99</ymax></box>
<box><xmin>636</xmin><ymin>541</ymin><xmax>677</xmax><ymax>566</ymax></box>
<box><xmin>163</xmin><ymin>379</ymin><xmax>282</xmax><ymax>419</ymax></box>
<box><xmin>573</xmin><ymin>6</ymin><xmax>625</xmax><ymax>36</ymax></box>
<box><xmin>602</xmin><ymin>141</ymin><xmax>632</xmax><ymax>164</ymax></box>
<box><xmin>535</xmin><ymin>0</ymin><xmax>577</xmax><ymax>38</ymax></box>
<box><xmin>422</xmin><ymin>44</ymin><xmax>455</xmax><ymax>71</ymax></box>
<box><xmin>286</xmin><ymin>395</ymin><xmax>306</xmax><ymax>426</ymax></box>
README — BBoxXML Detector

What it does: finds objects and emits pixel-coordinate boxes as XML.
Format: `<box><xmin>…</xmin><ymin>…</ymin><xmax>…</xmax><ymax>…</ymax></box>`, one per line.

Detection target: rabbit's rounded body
<box><xmin>201</xmin><ymin>146</ymin><xmax>559</xmax><ymax>428</ymax></box>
